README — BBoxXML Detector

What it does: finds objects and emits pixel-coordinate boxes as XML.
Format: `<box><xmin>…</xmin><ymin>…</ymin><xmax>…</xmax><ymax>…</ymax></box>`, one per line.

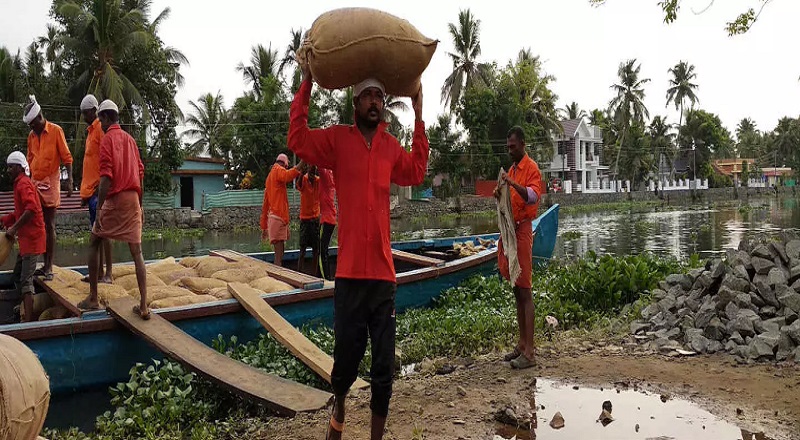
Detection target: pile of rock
<box><xmin>630</xmin><ymin>237</ymin><xmax>800</xmax><ymax>362</ymax></box>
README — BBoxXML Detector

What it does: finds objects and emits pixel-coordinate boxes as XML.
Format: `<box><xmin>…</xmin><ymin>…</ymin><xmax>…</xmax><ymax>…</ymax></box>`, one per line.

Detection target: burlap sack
<box><xmin>38</xmin><ymin>305</ymin><xmax>71</xmax><ymax>321</ymax></box>
<box><xmin>178</xmin><ymin>256</ymin><xmax>202</xmax><ymax>269</ymax></box>
<box><xmin>178</xmin><ymin>277</ymin><xmax>228</xmax><ymax>295</ymax></box>
<box><xmin>71</xmin><ymin>283</ymin><xmax>128</xmax><ymax>306</ymax></box>
<box><xmin>0</xmin><ymin>234</ymin><xmax>12</xmax><ymax>266</ymax></box>
<box><xmin>211</xmin><ymin>268</ymin><xmax>266</xmax><ymax>284</ymax></box>
<box><xmin>114</xmin><ymin>272</ymin><xmax>165</xmax><ymax>292</ymax></box>
<box><xmin>207</xmin><ymin>287</ymin><xmax>232</xmax><ymax>300</ymax></box>
<box><xmin>249</xmin><ymin>276</ymin><xmax>293</xmax><ymax>293</ymax></box>
<box><xmin>0</xmin><ymin>333</ymin><xmax>51</xmax><ymax>440</ymax></box>
<box><xmin>19</xmin><ymin>293</ymin><xmax>53</xmax><ymax>321</ymax></box>
<box><xmin>150</xmin><ymin>294</ymin><xmax>216</xmax><ymax>309</ymax></box>
<box><xmin>128</xmin><ymin>286</ymin><xmax>195</xmax><ymax>306</ymax></box>
<box><xmin>156</xmin><ymin>268</ymin><xmax>199</xmax><ymax>285</ymax></box>
<box><xmin>299</xmin><ymin>7</ymin><xmax>437</xmax><ymax>96</ymax></box>
<box><xmin>111</xmin><ymin>264</ymin><xmax>137</xmax><ymax>278</ymax></box>
<box><xmin>195</xmin><ymin>257</ymin><xmax>233</xmax><ymax>278</ymax></box>
<box><xmin>52</xmin><ymin>267</ymin><xmax>83</xmax><ymax>286</ymax></box>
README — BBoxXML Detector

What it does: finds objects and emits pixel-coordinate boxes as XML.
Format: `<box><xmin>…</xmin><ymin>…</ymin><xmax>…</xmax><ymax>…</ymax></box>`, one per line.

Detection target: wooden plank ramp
<box><xmin>210</xmin><ymin>249</ymin><xmax>324</xmax><ymax>290</ymax></box>
<box><xmin>106</xmin><ymin>296</ymin><xmax>332</xmax><ymax>416</ymax></box>
<box><xmin>228</xmin><ymin>283</ymin><xmax>369</xmax><ymax>390</ymax></box>
<box><xmin>391</xmin><ymin>249</ymin><xmax>446</xmax><ymax>267</ymax></box>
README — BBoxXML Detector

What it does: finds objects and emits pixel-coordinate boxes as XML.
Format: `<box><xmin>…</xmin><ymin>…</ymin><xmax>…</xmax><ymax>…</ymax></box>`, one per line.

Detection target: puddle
<box><xmin>493</xmin><ymin>379</ymin><xmax>774</xmax><ymax>440</ymax></box>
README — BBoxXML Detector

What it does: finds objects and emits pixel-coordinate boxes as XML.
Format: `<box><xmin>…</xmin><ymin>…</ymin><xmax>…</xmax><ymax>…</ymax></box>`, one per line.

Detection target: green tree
<box><xmin>618</xmin><ymin>123</ymin><xmax>653</xmax><ymax>189</ymax></box>
<box><xmin>427</xmin><ymin>113</ymin><xmax>465</xmax><ymax>197</ymax></box>
<box><xmin>279</xmin><ymin>28</ymin><xmax>304</xmax><ymax>94</ymax></box>
<box><xmin>588</xmin><ymin>0</ymin><xmax>774</xmax><ymax>35</ymax></box>
<box><xmin>0</xmin><ymin>47</ymin><xmax>22</xmax><ymax>102</ymax></box>
<box><xmin>648</xmin><ymin>115</ymin><xmax>675</xmax><ymax>179</ymax></box>
<box><xmin>384</xmin><ymin>95</ymin><xmax>410</xmax><ymax>140</ymax></box>
<box><xmin>765</xmin><ymin>117</ymin><xmax>800</xmax><ymax>170</ymax></box>
<box><xmin>183</xmin><ymin>92</ymin><xmax>230</xmax><ymax>159</ymax></box>
<box><xmin>736</xmin><ymin>117</ymin><xmax>762</xmax><ymax>159</ymax></box>
<box><xmin>678</xmin><ymin>109</ymin><xmax>734</xmax><ymax>178</ymax></box>
<box><xmin>559</xmin><ymin>101</ymin><xmax>587</xmax><ymax>120</ymax></box>
<box><xmin>441</xmin><ymin>9</ymin><xmax>492</xmax><ymax>112</ymax></box>
<box><xmin>609</xmin><ymin>59</ymin><xmax>650</xmax><ymax>178</ymax></box>
<box><xmin>237</xmin><ymin>44</ymin><xmax>280</xmax><ymax>100</ymax></box>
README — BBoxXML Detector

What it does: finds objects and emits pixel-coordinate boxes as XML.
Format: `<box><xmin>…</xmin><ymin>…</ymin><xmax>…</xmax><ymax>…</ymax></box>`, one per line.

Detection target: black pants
<box><xmin>319</xmin><ymin>222</ymin><xmax>336</xmax><ymax>280</ymax></box>
<box><xmin>331</xmin><ymin>278</ymin><xmax>396</xmax><ymax>417</ymax></box>
<box><xmin>299</xmin><ymin>218</ymin><xmax>320</xmax><ymax>252</ymax></box>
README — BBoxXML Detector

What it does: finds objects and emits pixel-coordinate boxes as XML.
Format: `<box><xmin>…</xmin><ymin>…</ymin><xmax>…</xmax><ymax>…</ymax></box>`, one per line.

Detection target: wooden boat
<box><xmin>0</xmin><ymin>204</ymin><xmax>559</xmax><ymax>398</ymax></box>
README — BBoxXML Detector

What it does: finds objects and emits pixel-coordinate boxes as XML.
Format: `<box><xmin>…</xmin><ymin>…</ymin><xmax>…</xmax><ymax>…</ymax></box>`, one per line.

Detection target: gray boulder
<box><xmin>790</xmin><ymin>265</ymin><xmax>800</xmax><ymax>284</ymax></box>
<box><xmin>767</xmin><ymin>268</ymin><xmax>787</xmax><ymax>288</ymax></box>
<box><xmin>752</xmin><ymin>257</ymin><xmax>776</xmax><ymax>275</ymax></box>
<box><xmin>777</xmin><ymin>288</ymin><xmax>800</xmax><ymax>313</ymax></box>
<box><xmin>755</xmin><ymin>318</ymin><xmax>779</xmax><ymax>335</ymax></box>
<box><xmin>732</xmin><ymin>264</ymin><xmax>750</xmax><ymax>280</ymax></box>
<box><xmin>755</xmin><ymin>281</ymin><xmax>780</xmax><ymax>308</ymax></box>
<box><xmin>689</xmin><ymin>334</ymin><xmax>711</xmax><ymax>354</ymax></box>
<box><xmin>715</xmin><ymin>287</ymin><xmax>738</xmax><ymax>310</ymax></box>
<box><xmin>688</xmin><ymin>267</ymin><xmax>705</xmax><ymax>282</ymax></box>
<box><xmin>630</xmin><ymin>321</ymin><xmax>651</xmax><ymax>335</ymax></box>
<box><xmin>666</xmin><ymin>274</ymin><xmax>693</xmax><ymax>290</ymax></box>
<box><xmin>784</xmin><ymin>308</ymin><xmax>799</xmax><ymax>326</ymax></box>
<box><xmin>792</xmin><ymin>279</ymin><xmax>800</xmax><ymax>293</ymax></box>
<box><xmin>729</xmin><ymin>313</ymin><xmax>756</xmax><ymax>338</ymax></box>
<box><xmin>693</xmin><ymin>274</ymin><xmax>714</xmax><ymax>293</ymax></box>
<box><xmin>725</xmin><ymin>340</ymin><xmax>738</xmax><ymax>353</ymax></box>
<box><xmin>785</xmin><ymin>240</ymin><xmax>800</xmax><ymax>260</ymax></box>
<box><xmin>722</xmin><ymin>274</ymin><xmax>751</xmax><ymax>293</ymax></box>
<box><xmin>724</xmin><ymin>302</ymin><xmax>740</xmax><ymax>321</ymax></box>
<box><xmin>684</xmin><ymin>328</ymin><xmax>704</xmax><ymax>345</ymax></box>
<box><xmin>784</xmin><ymin>320</ymin><xmax>800</xmax><ymax>344</ymax></box>
<box><xmin>749</xmin><ymin>291</ymin><xmax>766</xmax><ymax>308</ymax></box>
<box><xmin>657</xmin><ymin>295</ymin><xmax>678</xmax><ymax>314</ymax></box>
<box><xmin>760</xmin><ymin>305</ymin><xmax>778</xmax><ymax>318</ymax></box>
<box><xmin>771</xmin><ymin>241</ymin><xmax>789</xmax><ymax>264</ymax></box>
<box><xmin>710</xmin><ymin>260</ymin><xmax>727</xmax><ymax>279</ymax></box>
<box><xmin>776</xmin><ymin>333</ymin><xmax>796</xmax><ymax>362</ymax></box>
<box><xmin>694</xmin><ymin>303</ymin><xmax>717</xmax><ymax>329</ymax></box>
<box><xmin>749</xmin><ymin>331</ymin><xmax>780</xmax><ymax>359</ymax></box>
<box><xmin>679</xmin><ymin>315</ymin><xmax>696</xmax><ymax>333</ymax></box>
<box><xmin>651</xmin><ymin>288</ymin><xmax>668</xmax><ymax>300</ymax></box>
<box><xmin>729</xmin><ymin>331</ymin><xmax>745</xmax><ymax>345</ymax></box>
<box><xmin>703</xmin><ymin>317</ymin><xmax>726</xmax><ymax>341</ymax></box>
<box><xmin>752</xmin><ymin>244</ymin><xmax>773</xmax><ymax>260</ymax></box>
<box><xmin>706</xmin><ymin>340</ymin><xmax>724</xmax><ymax>354</ymax></box>
<box><xmin>734</xmin><ymin>293</ymin><xmax>753</xmax><ymax>309</ymax></box>
<box><xmin>641</xmin><ymin>304</ymin><xmax>659</xmax><ymax>320</ymax></box>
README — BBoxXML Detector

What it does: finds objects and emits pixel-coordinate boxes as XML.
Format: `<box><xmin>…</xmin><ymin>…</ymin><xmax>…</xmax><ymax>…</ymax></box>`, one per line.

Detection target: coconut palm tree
<box><xmin>441</xmin><ymin>9</ymin><xmax>492</xmax><ymax>112</ymax></box>
<box><xmin>279</xmin><ymin>28</ymin><xmax>304</xmax><ymax>94</ymax></box>
<box><xmin>237</xmin><ymin>44</ymin><xmax>281</xmax><ymax>100</ymax></box>
<box><xmin>736</xmin><ymin>118</ymin><xmax>761</xmax><ymax>159</ymax></box>
<box><xmin>57</xmin><ymin>0</ymin><xmax>153</xmax><ymax>109</ymax></box>
<box><xmin>665</xmin><ymin>61</ymin><xmax>699</xmax><ymax>127</ymax></box>
<box><xmin>0</xmin><ymin>47</ymin><xmax>21</xmax><ymax>102</ymax></box>
<box><xmin>559</xmin><ymin>102</ymin><xmax>587</xmax><ymax>120</ymax></box>
<box><xmin>609</xmin><ymin>59</ymin><xmax>650</xmax><ymax>178</ymax></box>
<box><xmin>144</xmin><ymin>5</ymin><xmax>189</xmax><ymax>88</ymax></box>
<box><xmin>183</xmin><ymin>92</ymin><xmax>228</xmax><ymax>159</ymax></box>
<box><xmin>37</xmin><ymin>24</ymin><xmax>63</xmax><ymax>72</ymax></box>
<box><xmin>648</xmin><ymin>115</ymin><xmax>675</xmax><ymax>180</ymax></box>
<box><xmin>384</xmin><ymin>95</ymin><xmax>410</xmax><ymax>139</ymax></box>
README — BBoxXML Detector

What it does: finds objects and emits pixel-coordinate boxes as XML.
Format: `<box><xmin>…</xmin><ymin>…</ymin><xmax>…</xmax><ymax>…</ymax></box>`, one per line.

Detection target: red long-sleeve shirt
<box><xmin>99</xmin><ymin>124</ymin><xmax>144</xmax><ymax>198</ymax></box>
<box><xmin>2</xmin><ymin>174</ymin><xmax>45</xmax><ymax>256</ymax></box>
<box><xmin>288</xmin><ymin>79</ymin><xmax>429</xmax><ymax>282</ymax></box>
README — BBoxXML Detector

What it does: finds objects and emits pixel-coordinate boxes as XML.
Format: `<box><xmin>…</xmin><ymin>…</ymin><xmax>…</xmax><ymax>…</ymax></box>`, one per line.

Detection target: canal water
<box><xmin>20</xmin><ymin>196</ymin><xmax>798</xmax><ymax>271</ymax></box>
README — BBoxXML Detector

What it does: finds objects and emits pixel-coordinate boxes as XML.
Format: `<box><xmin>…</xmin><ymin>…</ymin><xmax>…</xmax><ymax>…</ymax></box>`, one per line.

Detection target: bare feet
<box><xmin>133</xmin><ymin>304</ymin><xmax>151</xmax><ymax>320</ymax></box>
<box><xmin>77</xmin><ymin>297</ymin><xmax>100</xmax><ymax>310</ymax></box>
<box><xmin>100</xmin><ymin>275</ymin><xmax>113</xmax><ymax>284</ymax></box>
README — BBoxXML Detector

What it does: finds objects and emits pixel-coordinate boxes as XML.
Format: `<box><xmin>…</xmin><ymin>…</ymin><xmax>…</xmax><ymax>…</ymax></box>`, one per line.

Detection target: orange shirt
<box><xmin>508</xmin><ymin>153</ymin><xmax>543</xmax><ymax>223</ymax></box>
<box><xmin>80</xmin><ymin>118</ymin><xmax>103</xmax><ymax>199</ymax></box>
<box><xmin>265</xmin><ymin>163</ymin><xmax>300</xmax><ymax>224</ymax></box>
<box><xmin>27</xmin><ymin>120</ymin><xmax>73</xmax><ymax>181</ymax></box>
<box><xmin>288</xmin><ymin>79</ymin><xmax>429</xmax><ymax>283</ymax></box>
<box><xmin>1</xmin><ymin>174</ymin><xmax>46</xmax><ymax>256</ymax></box>
<box><xmin>99</xmin><ymin>124</ymin><xmax>144</xmax><ymax>198</ymax></box>
<box><xmin>260</xmin><ymin>176</ymin><xmax>270</xmax><ymax>231</ymax></box>
<box><xmin>298</xmin><ymin>174</ymin><xmax>321</xmax><ymax>220</ymax></box>
<box><xmin>318</xmin><ymin>168</ymin><xmax>337</xmax><ymax>225</ymax></box>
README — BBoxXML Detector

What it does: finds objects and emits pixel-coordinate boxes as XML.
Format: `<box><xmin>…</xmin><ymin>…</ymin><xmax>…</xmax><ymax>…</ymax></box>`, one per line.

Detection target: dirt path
<box><xmin>252</xmin><ymin>344</ymin><xmax>798</xmax><ymax>440</ymax></box>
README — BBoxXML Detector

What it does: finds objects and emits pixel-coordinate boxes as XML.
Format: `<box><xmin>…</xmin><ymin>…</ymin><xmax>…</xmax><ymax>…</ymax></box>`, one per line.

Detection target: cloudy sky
<box><xmin>1</xmin><ymin>0</ymin><xmax>798</xmax><ymax>138</ymax></box>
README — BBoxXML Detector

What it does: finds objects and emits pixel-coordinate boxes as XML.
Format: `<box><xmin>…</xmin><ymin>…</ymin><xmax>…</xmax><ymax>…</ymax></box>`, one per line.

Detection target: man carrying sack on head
<box><xmin>260</xmin><ymin>153</ymin><xmax>303</xmax><ymax>267</ymax></box>
<box><xmin>2</xmin><ymin>152</ymin><xmax>46</xmax><ymax>322</ymax></box>
<box><xmin>23</xmin><ymin>95</ymin><xmax>73</xmax><ymax>281</ymax></box>
<box><xmin>289</xmin><ymin>60</ymin><xmax>428</xmax><ymax>440</ymax></box>
<box><xmin>78</xmin><ymin>100</ymin><xmax>149</xmax><ymax>319</ymax></box>
<box><xmin>79</xmin><ymin>94</ymin><xmax>113</xmax><ymax>284</ymax></box>
<box><xmin>494</xmin><ymin>126</ymin><xmax>543</xmax><ymax>370</ymax></box>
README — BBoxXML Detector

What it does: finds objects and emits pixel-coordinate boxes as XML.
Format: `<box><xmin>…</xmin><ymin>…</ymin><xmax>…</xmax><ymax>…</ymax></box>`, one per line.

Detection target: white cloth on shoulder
<box><xmin>496</xmin><ymin>167</ymin><xmax>521</xmax><ymax>286</ymax></box>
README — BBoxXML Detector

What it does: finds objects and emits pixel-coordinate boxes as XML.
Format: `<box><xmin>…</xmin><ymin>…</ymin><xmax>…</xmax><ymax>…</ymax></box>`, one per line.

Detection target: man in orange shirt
<box><xmin>23</xmin><ymin>96</ymin><xmax>73</xmax><ymax>281</ymax></box>
<box><xmin>494</xmin><ymin>126</ymin><xmax>543</xmax><ymax>370</ymax></box>
<box><xmin>318</xmin><ymin>167</ymin><xmax>337</xmax><ymax>280</ymax></box>
<box><xmin>2</xmin><ymin>152</ymin><xmax>46</xmax><ymax>322</ymax></box>
<box><xmin>260</xmin><ymin>153</ymin><xmax>301</xmax><ymax>267</ymax></box>
<box><xmin>296</xmin><ymin>165</ymin><xmax>320</xmax><ymax>275</ymax></box>
<box><xmin>79</xmin><ymin>100</ymin><xmax>148</xmax><ymax>319</ymax></box>
<box><xmin>290</xmin><ymin>62</ymin><xmax>428</xmax><ymax>440</ymax></box>
<box><xmin>79</xmin><ymin>94</ymin><xmax>112</xmax><ymax>284</ymax></box>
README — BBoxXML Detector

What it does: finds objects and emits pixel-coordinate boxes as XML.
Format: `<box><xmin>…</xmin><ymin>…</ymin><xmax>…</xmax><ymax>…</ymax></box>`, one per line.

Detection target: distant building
<box><xmin>171</xmin><ymin>157</ymin><xmax>227</xmax><ymax>210</ymax></box>
<box><xmin>711</xmin><ymin>158</ymin><xmax>756</xmax><ymax>186</ymax></box>
<box><xmin>541</xmin><ymin>118</ymin><xmax>610</xmax><ymax>192</ymax></box>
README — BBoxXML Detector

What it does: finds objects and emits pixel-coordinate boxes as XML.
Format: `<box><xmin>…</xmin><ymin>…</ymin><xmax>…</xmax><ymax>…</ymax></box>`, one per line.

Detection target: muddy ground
<box><xmin>248</xmin><ymin>338</ymin><xmax>799</xmax><ymax>440</ymax></box>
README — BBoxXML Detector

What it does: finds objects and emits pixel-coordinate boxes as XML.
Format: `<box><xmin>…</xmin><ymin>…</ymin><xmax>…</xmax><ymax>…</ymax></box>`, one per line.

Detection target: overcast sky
<box><xmin>1</xmin><ymin>0</ymin><xmax>798</xmax><ymax>139</ymax></box>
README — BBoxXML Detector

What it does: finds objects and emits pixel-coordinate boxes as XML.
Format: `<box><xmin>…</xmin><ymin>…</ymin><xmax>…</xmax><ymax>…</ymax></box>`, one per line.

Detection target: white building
<box><xmin>541</xmin><ymin>118</ymin><xmax>612</xmax><ymax>193</ymax></box>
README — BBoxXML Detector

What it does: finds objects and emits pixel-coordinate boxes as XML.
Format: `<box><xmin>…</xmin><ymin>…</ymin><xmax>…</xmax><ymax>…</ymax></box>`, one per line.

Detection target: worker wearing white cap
<box><xmin>23</xmin><ymin>95</ymin><xmax>73</xmax><ymax>281</ymax></box>
<box><xmin>79</xmin><ymin>94</ymin><xmax>113</xmax><ymax>285</ymax></box>
<box><xmin>79</xmin><ymin>99</ymin><xmax>149</xmax><ymax>319</ymax></box>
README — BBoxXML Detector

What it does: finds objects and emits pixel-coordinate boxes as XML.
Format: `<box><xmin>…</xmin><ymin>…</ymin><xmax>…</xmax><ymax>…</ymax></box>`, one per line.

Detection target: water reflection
<box><xmin>9</xmin><ymin>197</ymin><xmax>800</xmax><ymax>270</ymax></box>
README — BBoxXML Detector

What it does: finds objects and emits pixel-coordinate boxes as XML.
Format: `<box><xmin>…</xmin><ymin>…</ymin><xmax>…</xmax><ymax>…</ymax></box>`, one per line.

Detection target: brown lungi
<box><xmin>93</xmin><ymin>190</ymin><xmax>142</xmax><ymax>244</ymax></box>
<box><xmin>34</xmin><ymin>171</ymin><xmax>61</xmax><ymax>209</ymax></box>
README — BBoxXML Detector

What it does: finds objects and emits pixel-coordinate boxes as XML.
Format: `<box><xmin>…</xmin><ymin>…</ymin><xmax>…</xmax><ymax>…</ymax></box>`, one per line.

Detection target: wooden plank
<box><xmin>35</xmin><ymin>277</ymin><xmax>83</xmax><ymax>317</ymax></box>
<box><xmin>210</xmin><ymin>249</ymin><xmax>324</xmax><ymax>290</ymax></box>
<box><xmin>106</xmin><ymin>296</ymin><xmax>332</xmax><ymax>416</ymax></box>
<box><xmin>229</xmin><ymin>283</ymin><xmax>369</xmax><ymax>390</ymax></box>
<box><xmin>391</xmin><ymin>249</ymin><xmax>446</xmax><ymax>267</ymax></box>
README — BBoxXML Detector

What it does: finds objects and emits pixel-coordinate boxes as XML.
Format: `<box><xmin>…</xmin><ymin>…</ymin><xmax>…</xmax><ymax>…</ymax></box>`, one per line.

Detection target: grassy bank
<box><xmin>45</xmin><ymin>252</ymin><xmax>703</xmax><ymax>440</ymax></box>
<box><xmin>57</xmin><ymin>228</ymin><xmax>207</xmax><ymax>246</ymax></box>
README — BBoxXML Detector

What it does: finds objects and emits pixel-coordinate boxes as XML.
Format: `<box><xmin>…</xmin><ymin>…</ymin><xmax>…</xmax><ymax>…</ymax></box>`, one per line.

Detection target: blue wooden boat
<box><xmin>0</xmin><ymin>204</ymin><xmax>559</xmax><ymax>399</ymax></box>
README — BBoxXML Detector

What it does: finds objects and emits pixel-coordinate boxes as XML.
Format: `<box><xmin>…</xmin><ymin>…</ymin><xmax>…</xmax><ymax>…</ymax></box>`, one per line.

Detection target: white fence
<box><xmin>648</xmin><ymin>179</ymin><xmax>709</xmax><ymax>192</ymax></box>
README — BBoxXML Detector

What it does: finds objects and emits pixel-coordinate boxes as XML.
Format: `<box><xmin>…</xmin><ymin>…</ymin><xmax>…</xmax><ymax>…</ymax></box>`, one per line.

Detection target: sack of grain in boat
<box><xmin>53</xmin><ymin>267</ymin><xmax>84</xmax><ymax>286</ymax></box>
<box><xmin>299</xmin><ymin>7</ymin><xmax>438</xmax><ymax>96</ymax></box>
<box><xmin>156</xmin><ymin>267</ymin><xmax>198</xmax><ymax>285</ymax></box>
<box><xmin>0</xmin><ymin>233</ymin><xmax>12</xmax><ymax>265</ymax></box>
<box><xmin>178</xmin><ymin>256</ymin><xmax>202</xmax><ymax>269</ymax></box>
<box><xmin>195</xmin><ymin>256</ymin><xmax>231</xmax><ymax>277</ymax></box>
<box><xmin>211</xmin><ymin>268</ymin><xmax>266</xmax><ymax>284</ymax></box>
<box><xmin>150</xmin><ymin>294</ymin><xmax>217</xmax><ymax>309</ymax></box>
<box><xmin>178</xmin><ymin>277</ymin><xmax>228</xmax><ymax>295</ymax></box>
<box><xmin>114</xmin><ymin>272</ymin><xmax>166</xmax><ymax>291</ymax></box>
<box><xmin>19</xmin><ymin>292</ymin><xmax>53</xmax><ymax>321</ymax></box>
<box><xmin>71</xmin><ymin>282</ymin><xmax>128</xmax><ymax>306</ymax></box>
<box><xmin>127</xmin><ymin>285</ymin><xmax>195</xmax><ymax>305</ymax></box>
<box><xmin>0</xmin><ymin>333</ymin><xmax>51</xmax><ymax>438</ymax></box>
<box><xmin>147</xmin><ymin>256</ymin><xmax>176</xmax><ymax>270</ymax></box>
<box><xmin>249</xmin><ymin>276</ymin><xmax>293</xmax><ymax>293</ymax></box>
<box><xmin>111</xmin><ymin>264</ymin><xmax>137</xmax><ymax>278</ymax></box>
<box><xmin>208</xmin><ymin>286</ymin><xmax>232</xmax><ymax>300</ymax></box>
<box><xmin>38</xmin><ymin>305</ymin><xmax>70</xmax><ymax>321</ymax></box>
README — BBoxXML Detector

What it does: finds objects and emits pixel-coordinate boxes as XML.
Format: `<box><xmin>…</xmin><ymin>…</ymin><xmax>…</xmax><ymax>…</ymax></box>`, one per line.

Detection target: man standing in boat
<box><xmin>260</xmin><ymin>153</ymin><xmax>302</xmax><ymax>267</ymax></box>
<box><xmin>494</xmin><ymin>126</ymin><xmax>543</xmax><ymax>369</ymax></box>
<box><xmin>23</xmin><ymin>95</ymin><xmax>73</xmax><ymax>281</ymax></box>
<box><xmin>296</xmin><ymin>164</ymin><xmax>321</xmax><ymax>275</ymax></box>
<box><xmin>2</xmin><ymin>152</ymin><xmax>46</xmax><ymax>322</ymax></box>
<box><xmin>79</xmin><ymin>100</ymin><xmax>149</xmax><ymax>319</ymax></box>
<box><xmin>79</xmin><ymin>94</ymin><xmax>113</xmax><ymax>284</ymax></box>
<box><xmin>318</xmin><ymin>167</ymin><xmax>337</xmax><ymax>281</ymax></box>
<box><xmin>289</xmin><ymin>61</ymin><xmax>428</xmax><ymax>440</ymax></box>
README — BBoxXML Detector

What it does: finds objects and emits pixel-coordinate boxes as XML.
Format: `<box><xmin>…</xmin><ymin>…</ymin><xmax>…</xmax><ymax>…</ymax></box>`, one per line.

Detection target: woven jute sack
<box><xmin>299</xmin><ymin>7</ymin><xmax>437</xmax><ymax>97</ymax></box>
<box><xmin>0</xmin><ymin>333</ymin><xmax>50</xmax><ymax>440</ymax></box>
